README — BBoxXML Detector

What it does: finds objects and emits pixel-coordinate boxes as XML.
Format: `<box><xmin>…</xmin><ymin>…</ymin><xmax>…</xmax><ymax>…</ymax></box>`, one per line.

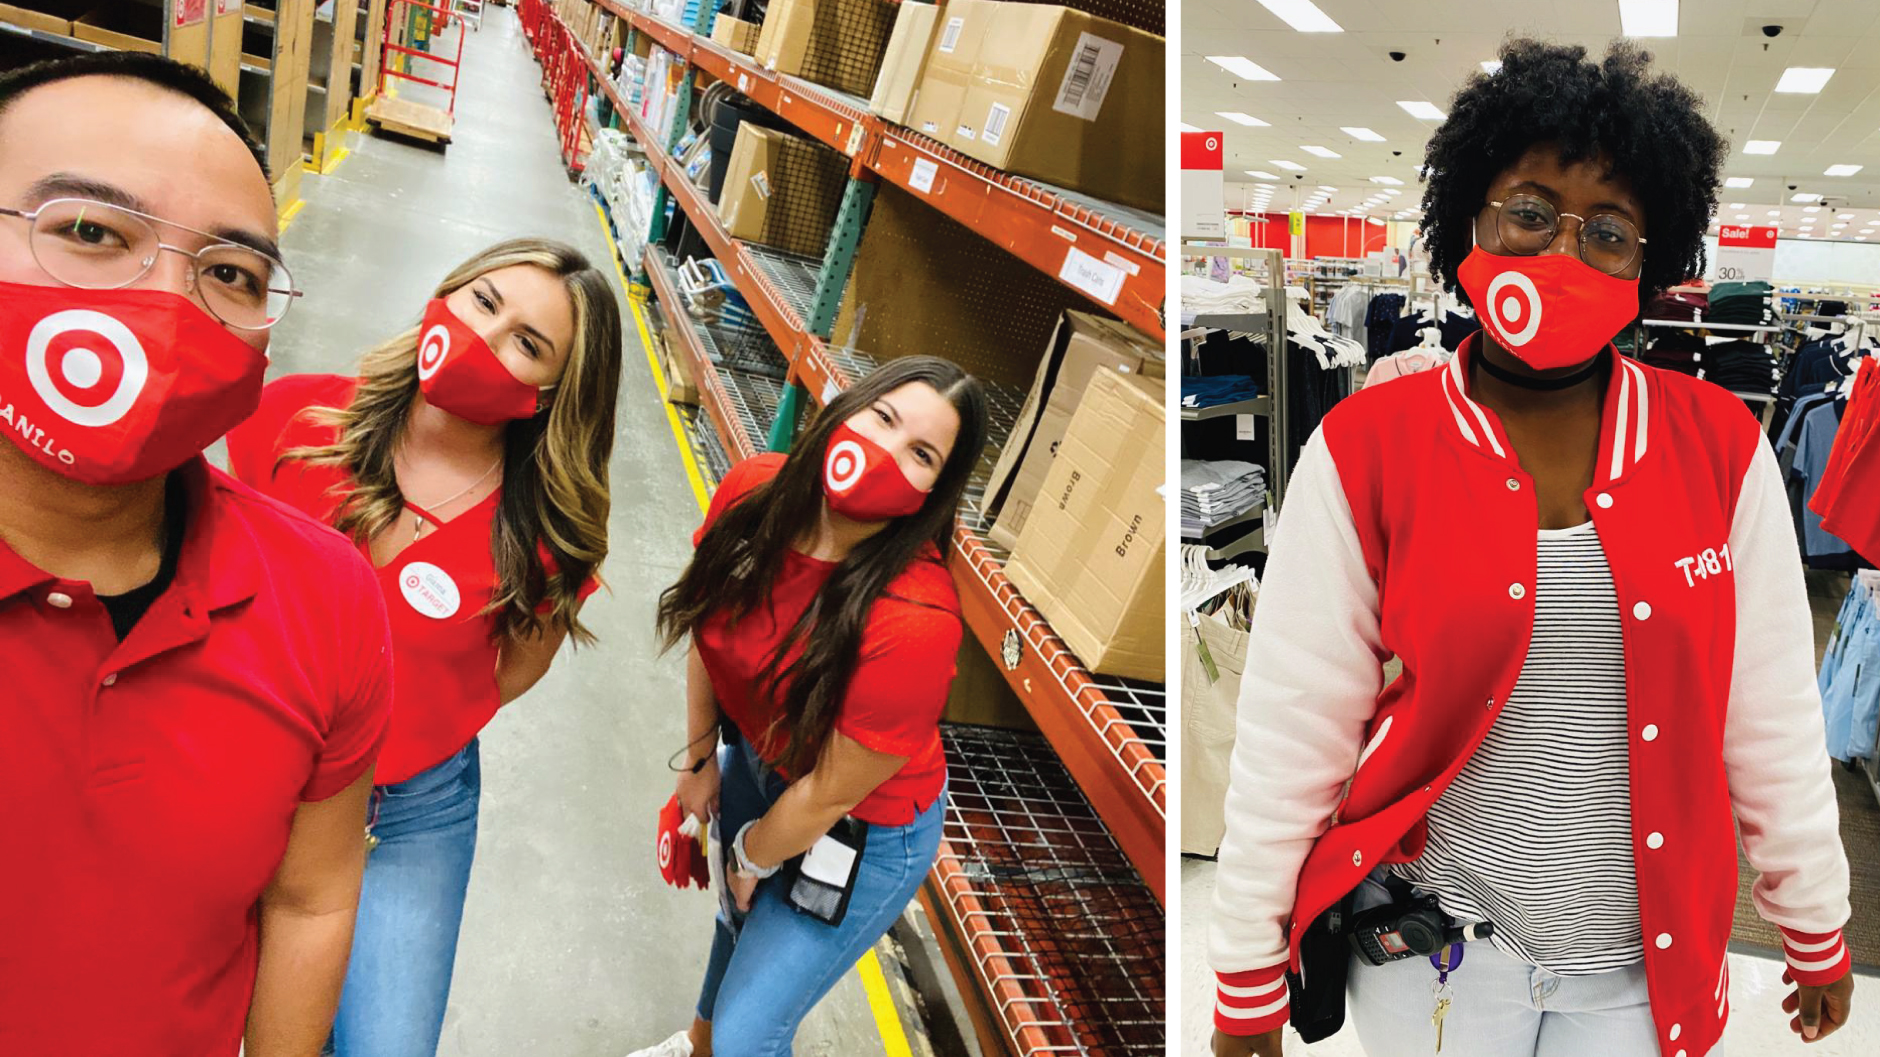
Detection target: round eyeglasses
<box><xmin>1486</xmin><ymin>194</ymin><xmax>1647</xmax><ymax>277</ymax></box>
<box><xmin>0</xmin><ymin>197</ymin><xmax>301</xmax><ymax>330</ymax></box>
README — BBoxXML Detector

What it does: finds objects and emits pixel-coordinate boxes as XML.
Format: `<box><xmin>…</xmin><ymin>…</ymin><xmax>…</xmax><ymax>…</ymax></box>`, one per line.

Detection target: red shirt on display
<box><xmin>0</xmin><ymin>458</ymin><xmax>393</xmax><ymax>1056</ymax></box>
<box><xmin>225</xmin><ymin>374</ymin><xmax>597</xmax><ymax>786</ymax></box>
<box><xmin>1811</xmin><ymin>356</ymin><xmax>1880</xmax><ymax>563</ymax></box>
<box><xmin>692</xmin><ymin>454</ymin><xmax>962</xmax><ymax>826</ymax></box>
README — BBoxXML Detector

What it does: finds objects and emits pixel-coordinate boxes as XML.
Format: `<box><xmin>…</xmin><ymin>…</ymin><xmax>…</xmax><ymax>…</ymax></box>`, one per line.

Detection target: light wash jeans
<box><xmin>695</xmin><ymin>733</ymin><xmax>945</xmax><ymax>1056</ymax></box>
<box><xmin>325</xmin><ymin>739</ymin><xmax>482</xmax><ymax>1057</ymax></box>
<box><xmin>1345</xmin><ymin>874</ymin><xmax>1717</xmax><ymax>1057</ymax></box>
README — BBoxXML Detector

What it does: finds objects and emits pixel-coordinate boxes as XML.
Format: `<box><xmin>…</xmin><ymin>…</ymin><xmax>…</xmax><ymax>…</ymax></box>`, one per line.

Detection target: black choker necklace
<box><xmin>1475</xmin><ymin>348</ymin><xmax>1608</xmax><ymax>391</ymax></box>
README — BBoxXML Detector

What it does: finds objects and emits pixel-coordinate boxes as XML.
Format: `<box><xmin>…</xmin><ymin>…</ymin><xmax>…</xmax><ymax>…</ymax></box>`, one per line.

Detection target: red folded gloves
<box><xmin>658</xmin><ymin>794</ymin><xmax>711</xmax><ymax>890</ymax></box>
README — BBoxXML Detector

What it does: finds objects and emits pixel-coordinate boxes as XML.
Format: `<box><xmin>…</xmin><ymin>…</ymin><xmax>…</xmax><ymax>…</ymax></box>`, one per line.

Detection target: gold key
<box><xmin>1432</xmin><ymin>995</ymin><xmax>1451</xmax><ymax>1053</ymax></box>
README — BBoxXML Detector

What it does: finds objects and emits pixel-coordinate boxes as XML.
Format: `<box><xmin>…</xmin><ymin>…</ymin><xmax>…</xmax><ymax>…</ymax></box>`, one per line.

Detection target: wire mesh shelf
<box><xmin>929</xmin><ymin>724</ymin><xmax>1165</xmax><ymax>1056</ymax></box>
<box><xmin>744</xmin><ymin>244</ymin><xmax>825</xmax><ymax>330</ymax></box>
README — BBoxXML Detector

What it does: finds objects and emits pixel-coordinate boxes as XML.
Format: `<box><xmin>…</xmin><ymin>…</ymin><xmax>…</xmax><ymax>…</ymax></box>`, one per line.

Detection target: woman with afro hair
<box><xmin>1208</xmin><ymin>38</ymin><xmax>1855</xmax><ymax>1057</ymax></box>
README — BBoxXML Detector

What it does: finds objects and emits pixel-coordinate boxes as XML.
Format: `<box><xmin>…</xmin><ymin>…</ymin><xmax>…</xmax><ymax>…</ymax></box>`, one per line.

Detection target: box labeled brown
<box><xmin>986</xmin><ymin>310</ymin><xmax>1164</xmax><ymax>550</ymax></box>
<box><xmin>711</xmin><ymin>13</ymin><xmax>760</xmax><ymax>55</ymax></box>
<box><xmin>756</xmin><ymin>0</ymin><xmax>898</xmax><ymax>98</ymax></box>
<box><xmin>905</xmin><ymin>0</ymin><xmax>1163</xmax><ymax>211</ymax></box>
<box><xmin>1004</xmin><ymin>368</ymin><xmax>1165</xmax><ymax>681</ymax></box>
<box><xmin>867</xmin><ymin>1</ymin><xmax>940</xmax><ymax>125</ymax></box>
<box><xmin>716</xmin><ymin>123</ymin><xmax>848</xmax><ymax>258</ymax></box>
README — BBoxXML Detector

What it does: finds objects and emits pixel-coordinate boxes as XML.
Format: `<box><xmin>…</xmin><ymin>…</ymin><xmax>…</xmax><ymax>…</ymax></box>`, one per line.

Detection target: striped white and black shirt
<box><xmin>1391</xmin><ymin>521</ymin><xmax>1644</xmax><ymax>974</ymax></box>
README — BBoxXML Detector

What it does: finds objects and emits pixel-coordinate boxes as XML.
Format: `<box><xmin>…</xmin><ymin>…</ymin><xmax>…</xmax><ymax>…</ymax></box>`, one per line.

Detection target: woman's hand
<box><xmin>675</xmin><ymin>753</ymin><xmax>720</xmax><ymax>826</ymax></box>
<box><xmin>727</xmin><ymin>868</ymin><xmax>760</xmax><ymax>913</ymax></box>
<box><xmin>1212</xmin><ymin>1028</ymin><xmax>1283</xmax><ymax>1056</ymax></box>
<box><xmin>1783</xmin><ymin>969</ymin><xmax>1854</xmax><ymax>1043</ymax></box>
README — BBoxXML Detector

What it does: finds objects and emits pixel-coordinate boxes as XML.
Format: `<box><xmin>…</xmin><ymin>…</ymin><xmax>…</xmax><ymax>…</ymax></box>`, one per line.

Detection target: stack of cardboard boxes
<box><xmin>752</xmin><ymin>0</ymin><xmax>898</xmax><ymax>98</ymax></box>
<box><xmin>710</xmin><ymin>13</ymin><xmax>761</xmax><ymax>56</ymax></box>
<box><xmin>715</xmin><ymin>123</ymin><xmax>849</xmax><ymax>258</ymax></box>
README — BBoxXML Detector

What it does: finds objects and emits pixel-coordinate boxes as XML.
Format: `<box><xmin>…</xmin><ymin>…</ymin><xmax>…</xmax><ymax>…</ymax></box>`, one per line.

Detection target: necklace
<box><xmin>404</xmin><ymin>457</ymin><xmax>501</xmax><ymax>540</ymax></box>
<box><xmin>1475</xmin><ymin>347</ymin><xmax>1608</xmax><ymax>391</ymax></box>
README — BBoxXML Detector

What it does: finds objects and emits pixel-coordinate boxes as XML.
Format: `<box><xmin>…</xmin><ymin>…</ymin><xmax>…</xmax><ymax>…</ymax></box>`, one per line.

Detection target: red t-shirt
<box><xmin>692</xmin><ymin>454</ymin><xmax>962</xmax><ymax>825</ymax></box>
<box><xmin>225</xmin><ymin>374</ymin><xmax>597</xmax><ymax>785</ymax></box>
<box><xmin>0</xmin><ymin>458</ymin><xmax>393</xmax><ymax>1055</ymax></box>
<box><xmin>1813</xmin><ymin>356</ymin><xmax>1880</xmax><ymax>563</ymax></box>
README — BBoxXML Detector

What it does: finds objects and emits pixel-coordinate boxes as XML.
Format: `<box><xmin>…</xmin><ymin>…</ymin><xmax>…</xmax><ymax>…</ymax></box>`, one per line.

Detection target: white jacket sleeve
<box><xmin>1722</xmin><ymin>438</ymin><xmax>1853</xmax><ymax>984</ymax></box>
<box><xmin>1208</xmin><ymin>429</ymin><xmax>1389</xmax><ymax>1022</ymax></box>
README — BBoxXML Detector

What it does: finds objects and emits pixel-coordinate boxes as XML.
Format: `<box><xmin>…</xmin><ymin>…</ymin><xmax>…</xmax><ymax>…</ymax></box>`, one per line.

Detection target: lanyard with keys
<box><xmin>1430</xmin><ymin>942</ymin><xmax>1463</xmax><ymax>1052</ymax></box>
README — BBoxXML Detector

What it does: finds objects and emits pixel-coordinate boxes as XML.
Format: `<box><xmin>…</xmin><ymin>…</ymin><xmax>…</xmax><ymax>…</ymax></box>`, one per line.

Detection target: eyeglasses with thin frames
<box><xmin>1485</xmin><ymin>194</ymin><xmax>1647</xmax><ymax>277</ymax></box>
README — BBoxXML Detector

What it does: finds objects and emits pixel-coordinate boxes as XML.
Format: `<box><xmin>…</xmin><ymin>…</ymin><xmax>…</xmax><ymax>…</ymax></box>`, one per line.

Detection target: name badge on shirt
<box><xmin>399</xmin><ymin>561</ymin><xmax>462</xmax><ymax>619</ymax></box>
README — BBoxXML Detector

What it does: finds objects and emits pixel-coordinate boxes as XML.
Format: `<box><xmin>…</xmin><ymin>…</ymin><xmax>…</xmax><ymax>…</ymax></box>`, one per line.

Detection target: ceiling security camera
<box><xmin>1389</xmin><ymin>51</ymin><xmax>1407</xmax><ymax>62</ymax></box>
<box><xmin>1392</xmin><ymin>150</ymin><xmax>1403</xmax><ymax>156</ymax></box>
<box><xmin>1762</xmin><ymin>24</ymin><xmax>1783</xmax><ymax>38</ymax></box>
<box><xmin>1789</xmin><ymin>183</ymin><xmax>1800</xmax><ymax>191</ymax></box>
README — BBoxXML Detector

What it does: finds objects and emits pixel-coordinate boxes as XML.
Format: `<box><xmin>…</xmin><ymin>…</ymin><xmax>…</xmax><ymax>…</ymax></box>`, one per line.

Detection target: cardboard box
<box><xmin>73</xmin><ymin>5</ymin><xmax>163</xmax><ymax>54</ymax></box>
<box><xmin>711</xmin><ymin>13</ymin><xmax>761</xmax><ymax>55</ymax></box>
<box><xmin>985</xmin><ymin>311</ymin><xmax>1164</xmax><ymax>550</ymax></box>
<box><xmin>1004</xmin><ymin>368</ymin><xmax>1164</xmax><ymax>681</ymax></box>
<box><xmin>906</xmin><ymin>1</ymin><xmax>1164</xmax><ymax>211</ymax></box>
<box><xmin>659</xmin><ymin>324</ymin><xmax>699</xmax><ymax>405</ymax></box>
<box><xmin>756</xmin><ymin>0</ymin><xmax>898</xmax><ymax>98</ymax></box>
<box><xmin>867</xmin><ymin>1</ymin><xmax>940</xmax><ymax>125</ymax></box>
<box><xmin>0</xmin><ymin>2</ymin><xmax>78</xmax><ymax>35</ymax></box>
<box><xmin>716</xmin><ymin>123</ymin><xmax>848</xmax><ymax>259</ymax></box>
<box><xmin>941</xmin><ymin>633</ymin><xmax>1036</xmax><ymax>732</ymax></box>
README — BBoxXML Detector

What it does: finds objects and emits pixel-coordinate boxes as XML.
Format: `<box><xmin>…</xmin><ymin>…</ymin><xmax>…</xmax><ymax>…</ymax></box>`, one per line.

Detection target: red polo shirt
<box><xmin>1812</xmin><ymin>356</ymin><xmax>1880</xmax><ymax>563</ymax></box>
<box><xmin>0</xmin><ymin>457</ymin><xmax>393</xmax><ymax>1056</ymax></box>
<box><xmin>226</xmin><ymin>374</ymin><xmax>599</xmax><ymax>785</ymax></box>
<box><xmin>693</xmin><ymin>454</ymin><xmax>961</xmax><ymax>825</ymax></box>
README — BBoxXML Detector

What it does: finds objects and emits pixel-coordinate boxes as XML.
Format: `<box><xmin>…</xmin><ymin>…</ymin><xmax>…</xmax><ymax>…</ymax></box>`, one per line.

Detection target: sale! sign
<box><xmin>1715</xmin><ymin>224</ymin><xmax>1776</xmax><ymax>284</ymax></box>
<box><xmin>1181</xmin><ymin>131</ymin><xmax>1226</xmax><ymax>240</ymax></box>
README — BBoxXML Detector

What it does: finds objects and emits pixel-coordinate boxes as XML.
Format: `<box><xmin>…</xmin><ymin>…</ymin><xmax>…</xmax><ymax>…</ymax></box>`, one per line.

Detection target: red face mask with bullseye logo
<box><xmin>822</xmin><ymin>422</ymin><xmax>928</xmax><ymax>522</ymax></box>
<box><xmin>0</xmin><ymin>280</ymin><xmax>267</xmax><ymax>485</ymax></box>
<box><xmin>1457</xmin><ymin>246</ymin><xmax>1640</xmax><ymax>371</ymax></box>
<box><xmin>415</xmin><ymin>298</ymin><xmax>541</xmax><ymax>425</ymax></box>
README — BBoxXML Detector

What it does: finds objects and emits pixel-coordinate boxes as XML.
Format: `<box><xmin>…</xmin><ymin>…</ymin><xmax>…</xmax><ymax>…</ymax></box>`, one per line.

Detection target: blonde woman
<box><xmin>225</xmin><ymin>238</ymin><xmax>622</xmax><ymax>1057</ymax></box>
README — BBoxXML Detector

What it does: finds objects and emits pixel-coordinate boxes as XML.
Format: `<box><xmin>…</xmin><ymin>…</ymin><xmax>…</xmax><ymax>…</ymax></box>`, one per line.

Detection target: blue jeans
<box><xmin>327</xmin><ymin>740</ymin><xmax>482</xmax><ymax>1057</ymax></box>
<box><xmin>1345</xmin><ymin>874</ymin><xmax>1717</xmax><ymax>1057</ymax></box>
<box><xmin>696</xmin><ymin>735</ymin><xmax>945</xmax><ymax>1056</ymax></box>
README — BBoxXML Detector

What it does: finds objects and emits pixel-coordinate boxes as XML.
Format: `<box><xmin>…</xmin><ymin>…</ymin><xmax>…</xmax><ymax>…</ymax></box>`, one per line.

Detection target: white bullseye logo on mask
<box><xmin>1485</xmin><ymin>272</ymin><xmax>1543</xmax><ymax>348</ymax></box>
<box><xmin>24</xmin><ymin>310</ymin><xmax>149</xmax><ymax>428</ymax></box>
<box><xmin>416</xmin><ymin>324</ymin><xmax>452</xmax><ymax>381</ymax></box>
<box><xmin>825</xmin><ymin>439</ymin><xmax>865</xmax><ymax>494</ymax></box>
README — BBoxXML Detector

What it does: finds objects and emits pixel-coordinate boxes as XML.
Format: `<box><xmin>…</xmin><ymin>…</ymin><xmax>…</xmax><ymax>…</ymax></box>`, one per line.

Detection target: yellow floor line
<box><xmin>595</xmin><ymin>202</ymin><xmax>917</xmax><ymax>1055</ymax></box>
<box><xmin>278</xmin><ymin>198</ymin><xmax>306</xmax><ymax>231</ymax></box>
<box><xmin>321</xmin><ymin>145</ymin><xmax>352</xmax><ymax>176</ymax></box>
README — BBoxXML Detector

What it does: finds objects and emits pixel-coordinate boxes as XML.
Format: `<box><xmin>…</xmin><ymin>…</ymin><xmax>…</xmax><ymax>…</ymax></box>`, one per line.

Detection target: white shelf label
<box><xmin>821</xmin><ymin>379</ymin><xmax>840</xmax><ymax>404</ymax></box>
<box><xmin>1103</xmin><ymin>251</ymin><xmax>1141</xmax><ymax>276</ymax></box>
<box><xmin>737</xmin><ymin>72</ymin><xmax>750</xmax><ymax>93</ymax></box>
<box><xmin>1236</xmin><ymin>413</ymin><xmax>1256</xmax><ymax>440</ymax></box>
<box><xmin>845</xmin><ymin>123</ymin><xmax>864</xmax><ymax>157</ymax></box>
<box><xmin>909</xmin><ymin>157</ymin><xmax>939</xmax><ymax>194</ymax></box>
<box><xmin>1058</xmin><ymin>246</ymin><xmax>1125</xmax><ymax>305</ymax></box>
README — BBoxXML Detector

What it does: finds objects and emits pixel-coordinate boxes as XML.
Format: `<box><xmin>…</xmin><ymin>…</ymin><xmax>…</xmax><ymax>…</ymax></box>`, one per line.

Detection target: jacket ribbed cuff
<box><xmin>1214</xmin><ymin>963</ymin><xmax>1290</xmax><ymax>1036</ymax></box>
<box><xmin>1780</xmin><ymin>927</ymin><xmax>1852</xmax><ymax>986</ymax></box>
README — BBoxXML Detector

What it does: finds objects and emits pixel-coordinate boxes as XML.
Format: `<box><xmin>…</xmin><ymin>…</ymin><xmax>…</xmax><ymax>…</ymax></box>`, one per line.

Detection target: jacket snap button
<box><xmin>1633</xmin><ymin>601</ymin><xmax>1652</xmax><ymax>620</ymax></box>
<box><xmin>1642</xmin><ymin>724</ymin><xmax>1659</xmax><ymax>742</ymax></box>
<box><xmin>1647</xmin><ymin>832</ymin><xmax>1664</xmax><ymax>849</ymax></box>
<box><xmin>1485</xmin><ymin>697</ymin><xmax>1495</xmax><ymax>710</ymax></box>
<box><xmin>1506</xmin><ymin>478</ymin><xmax>1520</xmax><ymax>491</ymax></box>
<box><xmin>1509</xmin><ymin>583</ymin><xmax>1526</xmax><ymax>600</ymax></box>
<box><xmin>47</xmin><ymin>591</ymin><xmax>73</xmax><ymax>609</ymax></box>
<box><xmin>1670</xmin><ymin>1024</ymin><xmax>1681</xmax><ymax>1041</ymax></box>
<box><xmin>1675</xmin><ymin>1051</ymin><xmax>1686</xmax><ymax>1057</ymax></box>
<box><xmin>1656</xmin><ymin>933</ymin><xmax>1673</xmax><ymax>949</ymax></box>
<box><xmin>1352</xmin><ymin>850</ymin><xmax>1363</xmax><ymax>867</ymax></box>
<box><xmin>1597</xmin><ymin>492</ymin><xmax>1614</xmax><ymax>509</ymax></box>
<box><xmin>102</xmin><ymin>673</ymin><xmax>118</xmax><ymax>687</ymax></box>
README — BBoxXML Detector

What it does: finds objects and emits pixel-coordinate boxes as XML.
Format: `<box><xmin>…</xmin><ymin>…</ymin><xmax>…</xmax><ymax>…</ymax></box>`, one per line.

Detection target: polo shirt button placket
<box><xmin>47</xmin><ymin>591</ymin><xmax>73</xmax><ymax>609</ymax></box>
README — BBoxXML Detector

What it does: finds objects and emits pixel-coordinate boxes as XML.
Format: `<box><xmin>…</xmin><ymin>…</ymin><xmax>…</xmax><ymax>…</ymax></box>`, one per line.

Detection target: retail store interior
<box><xmin>0</xmin><ymin>0</ymin><xmax>1164</xmax><ymax>1054</ymax></box>
<box><xmin>1180</xmin><ymin>1</ymin><xmax>1880</xmax><ymax>1053</ymax></box>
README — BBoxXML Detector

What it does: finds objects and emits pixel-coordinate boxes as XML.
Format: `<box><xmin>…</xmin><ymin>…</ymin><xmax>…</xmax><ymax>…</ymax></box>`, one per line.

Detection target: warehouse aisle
<box><xmin>259</xmin><ymin>9</ymin><xmax>908</xmax><ymax>1055</ymax></box>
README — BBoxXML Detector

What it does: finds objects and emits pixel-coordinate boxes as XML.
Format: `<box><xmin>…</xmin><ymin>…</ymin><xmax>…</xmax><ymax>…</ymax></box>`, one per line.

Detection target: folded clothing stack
<box><xmin>1181</xmin><ymin>374</ymin><xmax>1261</xmax><ymax>409</ymax></box>
<box><xmin>1702</xmin><ymin>339</ymin><xmax>1780</xmax><ymax>395</ymax></box>
<box><xmin>1637</xmin><ymin>331</ymin><xmax>1704</xmax><ymax>377</ymax></box>
<box><xmin>1706</xmin><ymin>281</ymin><xmax>1776</xmax><ymax>326</ymax></box>
<box><xmin>1181</xmin><ymin>459</ymin><xmax>1267</xmax><ymax>538</ymax></box>
<box><xmin>1645</xmin><ymin>289</ymin><xmax>1707</xmax><ymax>323</ymax></box>
<box><xmin>1183</xmin><ymin>274</ymin><xmax>1268</xmax><ymax>317</ymax></box>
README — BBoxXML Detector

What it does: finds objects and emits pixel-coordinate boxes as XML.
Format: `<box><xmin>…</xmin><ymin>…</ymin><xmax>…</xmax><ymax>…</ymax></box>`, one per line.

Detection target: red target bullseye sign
<box><xmin>417</xmin><ymin>324</ymin><xmax>452</xmax><ymax>380</ymax></box>
<box><xmin>24</xmin><ymin>310</ymin><xmax>149</xmax><ymax>428</ymax></box>
<box><xmin>824</xmin><ymin>439</ymin><xmax>865</xmax><ymax>493</ymax></box>
<box><xmin>1484</xmin><ymin>271</ymin><xmax>1544</xmax><ymax>347</ymax></box>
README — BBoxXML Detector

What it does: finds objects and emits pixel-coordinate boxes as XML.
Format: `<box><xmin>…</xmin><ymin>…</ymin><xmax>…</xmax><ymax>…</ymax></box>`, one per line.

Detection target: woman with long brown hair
<box><xmin>224</xmin><ymin>238</ymin><xmax>622</xmax><ymax>1057</ymax></box>
<box><xmin>627</xmin><ymin>355</ymin><xmax>988</xmax><ymax>1057</ymax></box>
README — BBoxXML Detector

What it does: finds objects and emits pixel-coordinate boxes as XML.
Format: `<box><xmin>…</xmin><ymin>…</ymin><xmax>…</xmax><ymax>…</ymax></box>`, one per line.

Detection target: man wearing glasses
<box><xmin>0</xmin><ymin>53</ymin><xmax>394</xmax><ymax>1056</ymax></box>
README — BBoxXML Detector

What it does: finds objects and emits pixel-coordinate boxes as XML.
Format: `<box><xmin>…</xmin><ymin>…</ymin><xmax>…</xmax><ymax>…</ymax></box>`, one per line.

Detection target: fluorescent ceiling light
<box><xmin>1861</xmin><ymin>237</ymin><xmax>1870</xmax><ymax>241</ymax></box>
<box><xmin>1381</xmin><ymin>189</ymin><xmax>1403</xmax><ymax>196</ymax></box>
<box><xmin>1775</xmin><ymin>67</ymin><xmax>1835</xmax><ymax>94</ymax></box>
<box><xmin>1767</xmin><ymin>210</ymin><xmax>1782</xmax><ymax>216</ymax></box>
<box><xmin>1371</xmin><ymin>175</ymin><xmax>1405</xmax><ymax>185</ymax></box>
<box><xmin>1244</xmin><ymin>170</ymin><xmax>1279</xmax><ymax>179</ymax></box>
<box><xmin>1179</xmin><ymin>122</ymin><xmax>1202</xmax><ymax>133</ymax></box>
<box><xmin>1839</xmin><ymin>212</ymin><xmax>1858</xmax><ymax>220</ymax></box>
<box><xmin>1728</xmin><ymin>202</ymin><xmax>1744</xmax><ymax>208</ymax></box>
<box><xmin>1619</xmin><ymin>0</ymin><xmax>1679</xmax><ymax>37</ymax></box>
<box><xmin>1744</xmin><ymin>140</ymin><xmax>1781</xmax><ymax>154</ymax></box>
<box><xmin>1302</xmin><ymin>146</ymin><xmax>1341</xmax><ymax>158</ymax></box>
<box><xmin>1397</xmin><ymin>100</ymin><xmax>1446</xmax><ymax>120</ymax></box>
<box><xmin>1253</xmin><ymin>0</ymin><xmax>1342</xmax><ymax>33</ymax></box>
<box><xmin>1735</xmin><ymin>214</ymin><xmax>1751</xmax><ymax>220</ymax></box>
<box><xmin>1804</xmin><ymin>205</ymin><xmax>1823</xmax><ymax>212</ymax></box>
<box><xmin>1792</xmin><ymin>193</ymin><xmax>1822</xmax><ymax>203</ymax></box>
<box><xmin>1341</xmin><ymin>127</ymin><xmax>1384</xmax><ymax>142</ymax></box>
<box><xmin>1723</xmin><ymin>177</ymin><xmax>1753</xmax><ymax>188</ymax></box>
<box><xmin>1481</xmin><ymin>61</ymin><xmax>1503</xmax><ymax>74</ymax></box>
<box><xmin>1208</xmin><ymin>56</ymin><xmax>1280</xmax><ymax>81</ymax></box>
<box><xmin>1271</xmin><ymin>159</ymin><xmax>1306</xmax><ymax>170</ymax></box>
<box><xmin>1863</xmin><ymin>228</ymin><xmax>1876</xmax><ymax>234</ymax></box>
<box><xmin>1317</xmin><ymin>184</ymin><xmax>1337</xmax><ymax>191</ymax></box>
<box><xmin>1826</xmin><ymin>164</ymin><xmax>1864</xmax><ymax>176</ymax></box>
<box><xmin>1217</xmin><ymin>111</ymin><xmax>1269</xmax><ymax>127</ymax></box>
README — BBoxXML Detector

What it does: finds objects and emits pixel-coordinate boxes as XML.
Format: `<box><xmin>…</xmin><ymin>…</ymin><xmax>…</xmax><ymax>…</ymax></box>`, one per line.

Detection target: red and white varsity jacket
<box><xmin>1209</xmin><ymin>336</ymin><xmax>1853</xmax><ymax>1057</ymax></box>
